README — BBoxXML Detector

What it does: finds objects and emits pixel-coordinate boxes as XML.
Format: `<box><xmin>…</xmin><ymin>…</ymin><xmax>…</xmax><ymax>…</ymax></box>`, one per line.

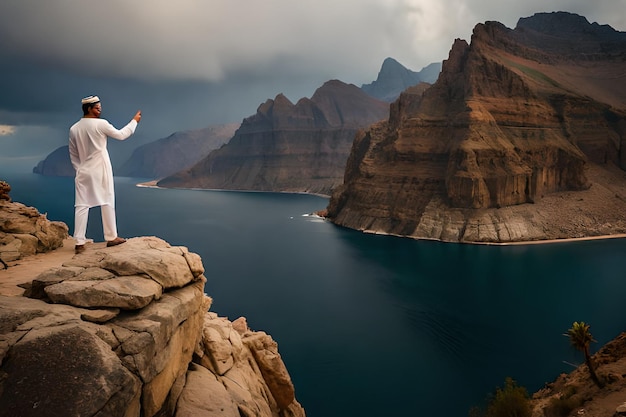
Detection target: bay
<box><xmin>3</xmin><ymin>167</ymin><xmax>626</xmax><ymax>417</ymax></box>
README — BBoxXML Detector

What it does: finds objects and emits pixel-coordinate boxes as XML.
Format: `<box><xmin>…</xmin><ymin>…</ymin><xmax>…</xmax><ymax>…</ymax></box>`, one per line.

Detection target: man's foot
<box><xmin>75</xmin><ymin>244</ymin><xmax>86</xmax><ymax>254</ymax></box>
<box><xmin>106</xmin><ymin>237</ymin><xmax>126</xmax><ymax>247</ymax></box>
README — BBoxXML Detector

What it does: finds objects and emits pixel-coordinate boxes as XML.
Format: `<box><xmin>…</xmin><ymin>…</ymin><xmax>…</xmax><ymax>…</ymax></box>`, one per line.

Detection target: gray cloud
<box><xmin>5</xmin><ymin>0</ymin><xmax>621</xmax><ymax>84</ymax></box>
<box><xmin>0</xmin><ymin>0</ymin><xmax>624</xmax><ymax>142</ymax></box>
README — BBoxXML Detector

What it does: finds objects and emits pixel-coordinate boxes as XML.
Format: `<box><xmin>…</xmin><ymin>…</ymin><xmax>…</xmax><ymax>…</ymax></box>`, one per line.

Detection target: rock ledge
<box><xmin>0</xmin><ymin>235</ymin><xmax>305</xmax><ymax>417</ymax></box>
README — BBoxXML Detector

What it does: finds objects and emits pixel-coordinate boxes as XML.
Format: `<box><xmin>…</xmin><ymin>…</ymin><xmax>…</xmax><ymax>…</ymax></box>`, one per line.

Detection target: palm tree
<box><xmin>566</xmin><ymin>321</ymin><xmax>603</xmax><ymax>388</ymax></box>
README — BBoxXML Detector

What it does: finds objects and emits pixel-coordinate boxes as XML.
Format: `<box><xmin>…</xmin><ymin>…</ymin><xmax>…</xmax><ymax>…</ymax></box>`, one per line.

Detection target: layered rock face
<box><xmin>158</xmin><ymin>80</ymin><xmax>389</xmax><ymax>195</ymax></box>
<box><xmin>0</xmin><ymin>184</ymin><xmax>68</xmax><ymax>263</ymax></box>
<box><xmin>326</xmin><ymin>12</ymin><xmax>626</xmax><ymax>243</ymax></box>
<box><xmin>0</xmin><ymin>236</ymin><xmax>305</xmax><ymax>417</ymax></box>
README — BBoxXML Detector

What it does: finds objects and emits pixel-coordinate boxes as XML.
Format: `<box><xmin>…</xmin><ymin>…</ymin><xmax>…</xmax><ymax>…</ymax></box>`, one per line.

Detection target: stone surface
<box><xmin>0</xmin><ymin>197</ymin><xmax>68</xmax><ymax>262</ymax></box>
<box><xmin>44</xmin><ymin>275</ymin><xmax>163</xmax><ymax>309</ymax></box>
<box><xmin>99</xmin><ymin>237</ymin><xmax>198</xmax><ymax>289</ymax></box>
<box><xmin>0</xmin><ymin>231</ymin><xmax>306</xmax><ymax>417</ymax></box>
<box><xmin>0</xmin><ymin>323</ymin><xmax>141</xmax><ymax>417</ymax></box>
<box><xmin>326</xmin><ymin>12</ymin><xmax>626</xmax><ymax>243</ymax></box>
<box><xmin>175</xmin><ymin>363</ymin><xmax>240</xmax><ymax>417</ymax></box>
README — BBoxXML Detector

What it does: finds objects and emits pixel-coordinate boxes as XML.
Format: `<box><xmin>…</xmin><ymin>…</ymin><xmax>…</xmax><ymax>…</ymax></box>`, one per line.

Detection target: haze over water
<box><xmin>3</xmin><ymin>165</ymin><xmax>626</xmax><ymax>417</ymax></box>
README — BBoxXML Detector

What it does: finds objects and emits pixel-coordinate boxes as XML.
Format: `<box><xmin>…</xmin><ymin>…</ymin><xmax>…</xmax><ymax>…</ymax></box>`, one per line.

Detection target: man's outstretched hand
<box><xmin>133</xmin><ymin>110</ymin><xmax>142</xmax><ymax>123</ymax></box>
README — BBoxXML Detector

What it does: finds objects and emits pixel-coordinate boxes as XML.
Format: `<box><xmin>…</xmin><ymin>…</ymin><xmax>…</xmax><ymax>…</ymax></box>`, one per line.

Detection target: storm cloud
<box><xmin>0</xmin><ymin>0</ymin><xmax>624</xmax><ymax>154</ymax></box>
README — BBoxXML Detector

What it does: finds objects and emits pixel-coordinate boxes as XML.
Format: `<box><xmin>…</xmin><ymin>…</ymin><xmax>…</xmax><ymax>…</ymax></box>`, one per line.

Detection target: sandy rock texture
<box><xmin>0</xmin><ymin>236</ymin><xmax>305</xmax><ymax>417</ymax></box>
<box><xmin>0</xmin><ymin>197</ymin><xmax>68</xmax><ymax>264</ymax></box>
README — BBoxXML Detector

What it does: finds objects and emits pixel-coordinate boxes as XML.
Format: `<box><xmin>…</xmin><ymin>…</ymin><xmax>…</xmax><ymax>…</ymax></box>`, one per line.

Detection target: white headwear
<box><xmin>81</xmin><ymin>95</ymin><xmax>100</xmax><ymax>104</ymax></box>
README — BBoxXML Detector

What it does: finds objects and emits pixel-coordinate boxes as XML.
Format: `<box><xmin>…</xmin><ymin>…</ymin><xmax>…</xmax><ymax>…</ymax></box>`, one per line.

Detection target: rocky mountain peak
<box><xmin>310</xmin><ymin>79</ymin><xmax>389</xmax><ymax>127</ymax></box>
<box><xmin>362</xmin><ymin>57</ymin><xmax>441</xmax><ymax>102</ymax></box>
<box><xmin>236</xmin><ymin>79</ymin><xmax>388</xmax><ymax>132</ymax></box>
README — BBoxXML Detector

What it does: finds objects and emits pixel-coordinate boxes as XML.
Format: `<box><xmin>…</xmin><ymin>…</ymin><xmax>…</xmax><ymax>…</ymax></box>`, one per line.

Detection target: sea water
<box><xmin>3</xmin><ymin>168</ymin><xmax>626</xmax><ymax>417</ymax></box>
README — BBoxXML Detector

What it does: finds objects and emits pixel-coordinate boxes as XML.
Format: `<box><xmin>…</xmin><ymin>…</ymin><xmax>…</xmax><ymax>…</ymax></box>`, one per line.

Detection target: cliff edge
<box><xmin>0</xmin><ymin>191</ymin><xmax>305</xmax><ymax>417</ymax></box>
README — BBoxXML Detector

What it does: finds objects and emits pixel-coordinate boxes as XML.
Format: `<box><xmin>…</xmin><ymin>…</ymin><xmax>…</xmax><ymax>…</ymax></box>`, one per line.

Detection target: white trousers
<box><xmin>73</xmin><ymin>204</ymin><xmax>118</xmax><ymax>245</ymax></box>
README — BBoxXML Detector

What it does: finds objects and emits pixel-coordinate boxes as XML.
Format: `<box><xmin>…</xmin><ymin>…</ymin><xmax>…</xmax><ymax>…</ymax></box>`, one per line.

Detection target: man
<box><xmin>69</xmin><ymin>95</ymin><xmax>142</xmax><ymax>254</ymax></box>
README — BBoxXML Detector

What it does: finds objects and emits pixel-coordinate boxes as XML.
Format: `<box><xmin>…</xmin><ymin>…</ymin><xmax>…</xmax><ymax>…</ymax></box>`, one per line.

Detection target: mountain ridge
<box><xmin>157</xmin><ymin>80</ymin><xmax>390</xmax><ymax>195</ymax></box>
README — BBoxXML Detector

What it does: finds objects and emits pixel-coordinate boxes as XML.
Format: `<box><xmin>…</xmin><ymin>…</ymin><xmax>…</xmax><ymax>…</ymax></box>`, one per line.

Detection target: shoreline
<box><xmin>135</xmin><ymin>180</ymin><xmax>332</xmax><ymax>198</ymax></box>
<box><xmin>359</xmin><ymin>228</ymin><xmax>626</xmax><ymax>247</ymax></box>
<box><xmin>136</xmin><ymin>180</ymin><xmax>626</xmax><ymax>247</ymax></box>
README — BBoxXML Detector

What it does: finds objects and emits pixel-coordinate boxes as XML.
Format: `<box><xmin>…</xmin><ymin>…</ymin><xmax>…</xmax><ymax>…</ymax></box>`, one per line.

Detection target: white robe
<box><xmin>69</xmin><ymin>118</ymin><xmax>137</xmax><ymax>208</ymax></box>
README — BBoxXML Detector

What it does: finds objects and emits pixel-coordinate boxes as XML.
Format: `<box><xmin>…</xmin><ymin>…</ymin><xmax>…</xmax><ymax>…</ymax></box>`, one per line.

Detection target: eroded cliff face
<box><xmin>326</xmin><ymin>12</ymin><xmax>626</xmax><ymax>243</ymax></box>
<box><xmin>158</xmin><ymin>80</ymin><xmax>389</xmax><ymax>195</ymax></box>
<box><xmin>0</xmin><ymin>231</ymin><xmax>305</xmax><ymax>416</ymax></box>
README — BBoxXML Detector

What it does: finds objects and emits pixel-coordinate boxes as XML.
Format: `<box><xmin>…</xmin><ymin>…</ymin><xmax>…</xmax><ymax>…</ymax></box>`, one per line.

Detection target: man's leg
<box><xmin>102</xmin><ymin>204</ymin><xmax>126</xmax><ymax>246</ymax></box>
<box><xmin>74</xmin><ymin>205</ymin><xmax>90</xmax><ymax>245</ymax></box>
<box><xmin>101</xmin><ymin>204</ymin><xmax>118</xmax><ymax>242</ymax></box>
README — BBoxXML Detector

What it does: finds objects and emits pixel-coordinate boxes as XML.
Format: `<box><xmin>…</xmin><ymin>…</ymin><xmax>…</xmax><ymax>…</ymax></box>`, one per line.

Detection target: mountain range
<box><xmin>33</xmin><ymin>58</ymin><xmax>436</xmax><ymax>183</ymax></box>
<box><xmin>157</xmin><ymin>80</ymin><xmax>390</xmax><ymax>195</ymax></box>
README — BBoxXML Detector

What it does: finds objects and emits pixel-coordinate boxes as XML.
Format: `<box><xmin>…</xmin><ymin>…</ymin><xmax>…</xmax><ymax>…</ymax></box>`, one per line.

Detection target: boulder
<box><xmin>99</xmin><ymin>237</ymin><xmax>200</xmax><ymax>289</ymax></box>
<box><xmin>44</xmin><ymin>275</ymin><xmax>163</xmax><ymax>309</ymax></box>
<box><xmin>0</xmin><ymin>196</ymin><xmax>68</xmax><ymax>262</ymax></box>
<box><xmin>176</xmin><ymin>363</ymin><xmax>240</xmax><ymax>417</ymax></box>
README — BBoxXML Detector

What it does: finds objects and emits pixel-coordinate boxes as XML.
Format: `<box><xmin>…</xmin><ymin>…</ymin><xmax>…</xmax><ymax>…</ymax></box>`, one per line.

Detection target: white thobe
<box><xmin>69</xmin><ymin>118</ymin><xmax>137</xmax><ymax>208</ymax></box>
<box><xmin>69</xmin><ymin>117</ymin><xmax>137</xmax><ymax>245</ymax></box>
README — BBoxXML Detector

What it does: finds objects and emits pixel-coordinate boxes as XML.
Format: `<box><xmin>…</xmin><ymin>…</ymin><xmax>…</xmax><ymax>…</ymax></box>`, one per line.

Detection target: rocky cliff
<box><xmin>325</xmin><ymin>12</ymin><xmax>626</xmax><ymax>243</ymax></box>
<box><xmin>361</xmin><ymin>57</ymin><xmax>441</xmax><ymax>102</ymax></box>
<box><xmin>158</xmin><ymin>80</ymin><xmax>389</xmax><ymax>195</ymax></box>
<box><xmin>0</xmin><ymin>190</ymin><xmax>305</xmax><ymax>417</ymax></box>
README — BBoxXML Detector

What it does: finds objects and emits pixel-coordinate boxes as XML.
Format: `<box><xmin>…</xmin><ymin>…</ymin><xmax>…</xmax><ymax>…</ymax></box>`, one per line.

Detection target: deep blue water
<box><xmin>3</xmin><ymin>166</ymin><xmax>626</xmax><ymax>417</ymax></box>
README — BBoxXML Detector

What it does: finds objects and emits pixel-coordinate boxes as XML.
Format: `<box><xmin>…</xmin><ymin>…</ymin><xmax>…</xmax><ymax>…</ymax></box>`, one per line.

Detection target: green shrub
<box><xmin>470</xmin><ymin>377</ymin><xmax>532</xmax><ymax>417</ymax></box>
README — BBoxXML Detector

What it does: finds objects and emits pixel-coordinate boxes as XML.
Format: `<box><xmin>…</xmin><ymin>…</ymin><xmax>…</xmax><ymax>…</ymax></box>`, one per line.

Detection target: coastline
<box><xmin>361</xmin><ymin>229</ymin><xmax>626</xmax><ymax>246</ymax></box>
<box><xmin>136</xmin><ymin>180</ymin><xmax>626</xmax><ymax>247</ymax></box>
<box><xmin>135</xmin><ymin>180</ymin><xmax>332</xmax><ymax>198</ymax></box>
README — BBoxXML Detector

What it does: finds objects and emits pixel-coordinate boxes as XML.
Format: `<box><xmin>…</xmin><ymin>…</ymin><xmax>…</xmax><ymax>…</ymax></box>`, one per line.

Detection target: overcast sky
<box><xmin>1</xmin><ymin>0</ymin><xmax>625</xmax><ymax>161</ymax></box>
